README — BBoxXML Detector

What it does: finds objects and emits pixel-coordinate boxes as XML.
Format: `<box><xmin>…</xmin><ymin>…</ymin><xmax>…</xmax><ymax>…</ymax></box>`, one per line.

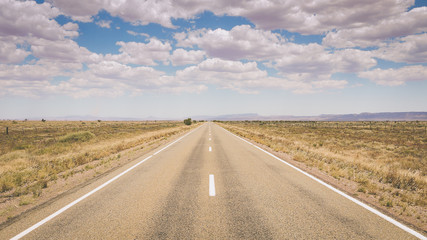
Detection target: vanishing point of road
<box><xmin>0</xmin><ymin>123</ymin><xmax>424</xmax><ymax>239</ymax></box>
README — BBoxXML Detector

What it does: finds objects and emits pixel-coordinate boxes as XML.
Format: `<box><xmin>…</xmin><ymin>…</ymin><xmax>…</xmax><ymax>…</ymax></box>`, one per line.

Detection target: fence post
<box><xmin>6</xmin><ymin>127</ymin><xmax>8</xmax><ymax>135</ymax></box>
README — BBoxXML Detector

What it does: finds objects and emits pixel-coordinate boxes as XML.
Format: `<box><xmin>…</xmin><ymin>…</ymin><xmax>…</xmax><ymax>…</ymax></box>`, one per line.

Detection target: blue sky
<box><xmin>0</xmin><ymin>0</ymin><xmax>426</xmax><ymax>119</ymax></box>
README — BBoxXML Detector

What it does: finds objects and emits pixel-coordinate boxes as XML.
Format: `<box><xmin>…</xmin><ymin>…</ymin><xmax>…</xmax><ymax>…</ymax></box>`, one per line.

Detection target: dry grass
<box><xmin>0</xmin><ymin>120</ymin><xmax>195</xmax><ymax>205</ymax></box>
<box><xmin>219</xmin><ymin>121</ymin><xmax>426</xmax><ymax>230</ymax></box>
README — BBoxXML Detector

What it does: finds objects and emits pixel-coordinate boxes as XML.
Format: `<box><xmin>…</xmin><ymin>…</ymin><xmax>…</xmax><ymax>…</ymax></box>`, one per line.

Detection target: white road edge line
<box><xmin>209</xmin><ymin>174</ymin><xmax>216</xmax><ymax>196</ymax></box>
<box><xmin>220</xmin><ymin>125</ymin><xmax>426</xmax><ymax>240</ymax></box>
<box><xmin>11</xmin><ymin>124</ymin><xmax>206</xmax><ymax>240</ymax></box>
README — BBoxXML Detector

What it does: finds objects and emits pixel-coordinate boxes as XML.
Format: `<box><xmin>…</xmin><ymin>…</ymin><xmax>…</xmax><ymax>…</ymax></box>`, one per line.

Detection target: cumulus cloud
<box><xmin>374</xmin><ymin>33</ymin><xmax>427</xmax><ymax>63</ymax></box>
<box><xmin>95</xmin><ymin>20</ymin><xmax>112</xmax><ymax>28</ymax></box>
<box><xmin>0</xmin><ymin>0</ymin><xmax>77</xmax><ymax>40</ymax></box>
<box><xmin>276</xmin><ymin>45</ymin><xmax>376</xmax><ymax>74</ymax></box>
<box><xmin>216</xmin><ymin>0</ymin><xmax>414</xmax><ymax>34</ymax></box>
<box><xmin>175</xmin><ymin>25</ymin><xmax>286</xmax><ymax>60</ymax></box>
<box><xmin>45</xmin><ymin>0</ymin><xmax>422</xmax><ymax>40</ymax></box>
<box><xmin>46</xmin><ymin>0</ymin><xmax>103</xmax><ymax>22</ymax></box>
<box><xmin>0</xmin><ymin>63</ymin><xmax>62</xmax><ymax>82</ymax></box>
<box><xmin>170</xmin><ymin>49</ymin><xmax>205</xmax><ymax>66</ymax></box>
<box><xmin>64</xmin><ymin>0</ymin><xmax>412</xmax><ymax>35</ymax></box>
<box><xmin>0</xmin><ymin>60</ymin><xmax>206</xmax><ymax>98</ymax></box>
<box><xmin>0</xmin><ymin>39</ymin><xmax>31</xmax><ymax>64</ymax></box>
<box><xmin>176</xmin><ymin>25</ymin><xmax>377</xmax><ymax>76</ymax></box>
<box><xmin>323</xmin><ymin>6</ymin><xmax>427</xmax><ymax>48</ymax></box>
<box><xmin>126</xmin><ymin>30</ymin><xmax>150</xmax><ymax>38</ymax></box>
<box><xmin>175</xmin><ymin>58</ymin><xmax>347</xmax><ymax>94</ymax></box>
<box><xmin>49</xmin><ymin>0</ymin><xmax>205</xmax><ymax>27</ymax></box>
<box><xmin>63</xmin><ymin>61</ymin><xmax>206</xmax><ymax>97</ymax></box>
<box><xmin>0</xmin><ymin>0</ymin><xmax>87</xmax><ymax>67</ymax></box>
<box><xmin>105</xmin><ymin>38</ymin><xmax>172</xmax><ymax>65</ymax></box>
<box><xmin>30</xmin><ymin>38</ymin><xmax>99</xmax><ymax>65</ymax></box>
<box><xmin>176</xmin><ymin>58</ymin><xmax>271</xmax><ymax>93</ymax></box>
<box><xmin>358</xmin><ymin>65</ymin><xmax>427</xmax><ymax>86</ymax></box>
<box><xmin>0</xmin><ymin>61</ymin><xmax>70</xmax><ymax>98</ymax></box>
<box><xmin>1</xmin><ymin>0</ymin><xmax>425</xmax><ymax>99</ymax></box>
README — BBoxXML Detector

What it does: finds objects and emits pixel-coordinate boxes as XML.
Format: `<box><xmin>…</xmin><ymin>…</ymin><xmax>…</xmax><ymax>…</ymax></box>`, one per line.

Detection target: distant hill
<box><xmin>25</xmin><ymin>116</ymin><xmax>173</xmax><ymax>121</ymax></box>
<box><xmin>17</xmin><ymin>112</ymin><xmax>426</xmax><ymax>121</ymax></box>
<box><xmin>192</xmin><ymin>112</ymin><xmax>427</xmax><ymax>121</ymax></box>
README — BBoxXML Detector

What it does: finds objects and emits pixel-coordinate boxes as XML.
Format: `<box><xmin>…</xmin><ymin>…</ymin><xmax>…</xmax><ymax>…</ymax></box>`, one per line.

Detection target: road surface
<box><xmin>0</xmin><ymin>123</ymin><xmax>423</xmax><ymax>239</ymax></box>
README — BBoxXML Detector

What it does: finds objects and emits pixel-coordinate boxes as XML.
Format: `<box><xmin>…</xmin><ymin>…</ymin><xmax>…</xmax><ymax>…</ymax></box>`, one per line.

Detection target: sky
<box><xmin>0</xmin><ymin>0</ymin><xmax>426</xmax><ymax>119</ymax></box>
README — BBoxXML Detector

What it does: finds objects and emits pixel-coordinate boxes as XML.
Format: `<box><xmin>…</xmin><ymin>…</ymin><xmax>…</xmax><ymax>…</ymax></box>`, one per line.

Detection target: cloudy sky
<box><xmin>1</xmin><ymin>0</ymin><xmax>426</xmax><ymax>119</ymax></box>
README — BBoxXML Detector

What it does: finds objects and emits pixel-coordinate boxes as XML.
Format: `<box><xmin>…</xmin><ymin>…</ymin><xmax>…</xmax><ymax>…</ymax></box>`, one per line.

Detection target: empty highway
<box><xmin>0</xmin><ymin>123</ymin><xmax>423</xmax><ymax>239</ymax></box>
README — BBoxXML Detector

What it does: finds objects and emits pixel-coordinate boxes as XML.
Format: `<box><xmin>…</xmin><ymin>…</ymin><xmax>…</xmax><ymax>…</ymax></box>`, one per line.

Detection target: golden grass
<box><xmin>0</xmin><ymin>120</ymin><xmax>194</xmax><ymax>199</ymax></box>
<box><xmin>218</xmin><ymin>121</ymin><xmax>426</xmax><ymax>228</ymax></box>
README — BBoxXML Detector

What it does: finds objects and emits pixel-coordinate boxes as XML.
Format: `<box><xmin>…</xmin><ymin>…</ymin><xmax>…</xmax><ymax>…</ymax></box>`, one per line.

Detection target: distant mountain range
<box><xmin>191</xmin><ymin>112</ymin><xmax>427</xmax><ymax>121</ymax></box>
<box><xmin>16</xmin><ymin>112</ymin><xmax>427</xmax><ymax>121</ymax></box>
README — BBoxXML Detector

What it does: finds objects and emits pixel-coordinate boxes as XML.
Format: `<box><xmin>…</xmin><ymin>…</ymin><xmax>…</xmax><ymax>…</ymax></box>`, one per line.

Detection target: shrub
<box><xmin>59</xmin><ymin>131</ymin><xmax>95</xmax><ymax>143</ymax></box>
<box><xmin>184</xmin><ymin>118</ymin><xmax>192</xmax><ymax>125</ymax></box>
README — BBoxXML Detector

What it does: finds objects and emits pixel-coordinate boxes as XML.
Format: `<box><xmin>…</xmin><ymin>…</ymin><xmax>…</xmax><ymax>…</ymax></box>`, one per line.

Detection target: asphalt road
<box><xmin>0</xmin><ymin>123</ymin><xmax>423</xmax><ymax>239</ymax></box>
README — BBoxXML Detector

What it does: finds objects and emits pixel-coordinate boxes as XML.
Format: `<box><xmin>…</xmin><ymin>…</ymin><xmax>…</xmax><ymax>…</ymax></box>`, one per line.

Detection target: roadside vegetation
<box><xmin>219</xmin><ymin>121</ymin><xmax>426</xmax><ymax>230</ymax></box>
<box><xmin>0</xmin><ymin>120</ymin><xmax>196</xmax><ymax>222</ymax></box>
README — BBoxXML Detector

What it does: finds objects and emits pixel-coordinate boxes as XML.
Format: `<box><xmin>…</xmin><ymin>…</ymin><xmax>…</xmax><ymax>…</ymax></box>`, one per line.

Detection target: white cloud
<box><xmin>0</xmin><ymin>0</ymin><xmax>78</xmax><ymax>40</ymax></box>
<box><xmin>0</xmin><ymin>39</ymin><xmax>31</xmax><ymax>64</ymax></box>
<box><xmin>358</xmin><ymin>65</ymin><xmax>427</xmax><ymax>86</ymax></box>
<box><xmin>274</xmin><ymin>43</ymin><xmax>334</xmax><ymax>75</ymax></box>
<box><xmin>85</xmin><ymin>61</ymin><xmax>162</xmax><ymax>82</ymax></box>
<box><xmin>0</xmin><ymin>61</ymin><xmax>69</xmax><ymax>98</ymax></box>
<box><xmin>0</xmin><ymin>63</ymin><xmax>61</xmax><ymax>82</ymax></box>
<box><xmin>323</xmin><ymin>6</ymin><xmax>427</xmax><ymax>48</ymax></box>
<box><xmin>176</xmin><ymin>58</ymin><xmax>270</xmax><ymax>93</ymax></box>
<box><xmin>1</xmin><ymin>0</ymin><xmax>425</xmax><ymax>101</ymax></box>
<box><xmin>274</xmin><ymin>43</ymin><xmax>376</xmax><ymax>78</ymax></box>
<box><xmin>126</xmin><ymin>30</ymin><xmax>150</xmax><ymax>38</ymax></box>
<box><xmin>170</xmin><ymin>49</ymin><xmax>205</xmax><ymax>66</ymax></box>
<box><xmin>49</xmin><ymin>0</ymin><xmax>204</xmax><ymax>27</ymax></box>
<box><xmin>105</xmin><ymin>38</ymin><xmax>172</xmax><ymax>65</ymax></box>
<box><xmin>62</xmin><ymin>22</ymin><xmax>79</xmax><ymax>32</ymax></box>
<box><xmin>312</xmin><ymin>80</ymin><xmax>348</xmax><ymax>89</ymax></box>
<box><xmin>177</xmin><ymin>26</ymin><xmax>377</xmax><ymax>76</ymax></box>
<box><xmin>175</xmin><ymin>25</ymin><xmax>286</xmax><ymax>60</ymax></box>
<box><xmin>30</xmin><ymin>38</ymin><xmax>98</xmax><ymax>66</ymax></box>
<box><xmin>174</xmin><ymin>26</ymin><xmax>371</xmax><ymax>93</ymax></box>
<box><xmin>45</xmin><ymin>0</ymin><xmax>420</xmax><ymax>40</ymax></box>
<box><xmin>0</xmin><ymin>0</ymin><xmax>87</xmax><ymax>68</ymax></box>
<box><xmin>0</xmin><ymin>60</ymin><xmax>206</xmax><ymax>98</ymax></box>
<box><xmin>333</xmin><ymin>49</ymin><xmax>377</xmax><ymax>72</ymax></box>
<box><xmin>215</xmin><ymin>0</ymin><xmax>414</xmax><ymax>34</ymax></box>
<box><xmin>374</xmin><ymin>33</ymin><xmax>427</xmax><ymax>63</ymax></box>
<box><xmin>95</xmin><ymin>20</ymin><xmax>112</xmax><ymax>29</ymax></box>
<box><xmin>46</xmin><ymin>0</ymin><xmax>102</xmax><ymax>22</ymax></box>
<box><xmin>65</xmin><ymin>61</ymin><xmax>206</xmax><ymax>97</ymax></box>
<box><xmin>175</xmin><ymin>58</ymin><xmax>347</xmax><ymax>94</ymax></box>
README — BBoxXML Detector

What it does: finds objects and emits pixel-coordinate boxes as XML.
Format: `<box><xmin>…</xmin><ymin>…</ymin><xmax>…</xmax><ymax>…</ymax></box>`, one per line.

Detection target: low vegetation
<box><xmin>0</xmin><ymin>120</ymin><xmax>196</xmax><ymax>222</ymax></box>
<box><xmin>184</xmin><ymin>118</ymin><xmax>192</xmax><ymax>125</ymax></box>
<box><xmin>219</xmin><ymin>121</ymin><xmax>426</xmax><ymax>230</ymax></box>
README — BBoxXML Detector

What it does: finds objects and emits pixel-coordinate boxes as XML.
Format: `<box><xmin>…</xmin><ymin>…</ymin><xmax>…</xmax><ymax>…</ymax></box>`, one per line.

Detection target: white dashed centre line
<box><xmin>209</xmin><ymin>146</ymin><xmax>212</xmax><ymax>152</ymax></box>
<box><xmin>209</xmin><ymin>174</ymin><xmax>216</xmax><ymax>196</ymax></box>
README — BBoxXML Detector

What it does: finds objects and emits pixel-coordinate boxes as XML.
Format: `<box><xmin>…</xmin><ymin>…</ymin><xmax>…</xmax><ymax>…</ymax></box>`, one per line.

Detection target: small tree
<box><xmin>184</xmin><ymin>118</ymin><xmax>192</xmax><ymax>125</ymax></box>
